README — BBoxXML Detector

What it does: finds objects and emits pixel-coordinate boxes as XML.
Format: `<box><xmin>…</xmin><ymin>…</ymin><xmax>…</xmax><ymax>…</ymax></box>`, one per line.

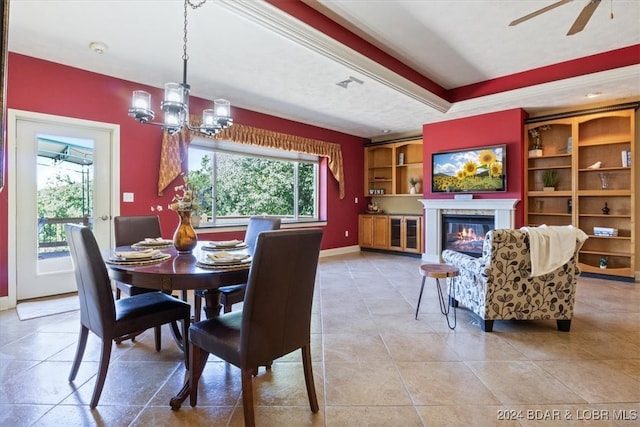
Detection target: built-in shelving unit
<box><xmin>364</xmin><ymin>138</ymin><xmax>423</xmax><ymax>196</ymax></box>
<box><xmin>524</xmin><ymin>106</ymin><xmax>636</xmax><ymax>281</ymax></box>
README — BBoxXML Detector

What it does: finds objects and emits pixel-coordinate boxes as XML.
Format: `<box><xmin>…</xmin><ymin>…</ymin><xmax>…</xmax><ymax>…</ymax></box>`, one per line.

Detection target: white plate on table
<box><xmin>111</xmin><ymin>249</ymin><xmax>162</xmax><ymax>261</ymax></box>
<box><xmin>203</xmin><ymin>240</ymin><xmax>248</xmax><ymax>250</ymax></box>
<box><xmin>132</xmin><ymin>238</ymin><xmax>173</xmax><ymax>248</ymax></box>
<box><xmin>201</xmin><ymin>252</ymin><xmax>251</xmax><ymax>266</ymax></box>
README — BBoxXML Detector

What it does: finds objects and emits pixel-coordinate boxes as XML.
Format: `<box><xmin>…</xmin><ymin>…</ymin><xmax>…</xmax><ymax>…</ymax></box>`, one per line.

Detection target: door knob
<box><xmin>100</xmin><ymin>215</ymin><xmax>110</xmax><ymax>221</ymax></box>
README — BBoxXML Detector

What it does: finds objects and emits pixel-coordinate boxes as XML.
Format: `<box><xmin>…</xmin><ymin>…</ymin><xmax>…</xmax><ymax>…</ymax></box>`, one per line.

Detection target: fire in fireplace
<box><xmin>441</xmin><ymin>214</ymin><xmax>494</xmax><ymax>257</ymax></box>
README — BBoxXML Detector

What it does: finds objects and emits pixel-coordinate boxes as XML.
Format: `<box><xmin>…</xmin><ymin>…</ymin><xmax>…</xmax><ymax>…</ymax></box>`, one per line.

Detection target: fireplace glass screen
<box><xmin>442</xmin><ymin>214</ymin><xmax>493</xmax><ymax>257</ymax></box>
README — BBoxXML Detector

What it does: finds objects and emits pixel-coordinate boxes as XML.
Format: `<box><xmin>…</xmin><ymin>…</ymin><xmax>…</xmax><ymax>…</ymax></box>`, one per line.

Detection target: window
<box><xmin>188</xmin><ymin>139</ymin><xmax>319</xmax><ymax>226</ymax></box>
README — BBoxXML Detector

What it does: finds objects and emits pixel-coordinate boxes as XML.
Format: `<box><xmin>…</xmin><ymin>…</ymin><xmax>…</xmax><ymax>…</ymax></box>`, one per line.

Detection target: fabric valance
<box><xmin>158</xmin><ymin>121</ymin><xmax>345</xmax><ymax>199</ymax></box>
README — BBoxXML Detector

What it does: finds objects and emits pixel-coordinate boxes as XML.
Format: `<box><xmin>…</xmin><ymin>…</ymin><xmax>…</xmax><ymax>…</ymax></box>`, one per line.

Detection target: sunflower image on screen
<box><xmin>432</xmin><ymin>145</ymin><xmax>506</xmax><ymax>193</ymax></box>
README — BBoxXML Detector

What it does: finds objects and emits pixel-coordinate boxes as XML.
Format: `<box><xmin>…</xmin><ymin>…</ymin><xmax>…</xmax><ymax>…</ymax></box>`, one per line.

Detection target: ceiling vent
<box><xmin>336</xmin><ymin>76</ymin><xmax>364</xmax><ymax>89</ymax></box>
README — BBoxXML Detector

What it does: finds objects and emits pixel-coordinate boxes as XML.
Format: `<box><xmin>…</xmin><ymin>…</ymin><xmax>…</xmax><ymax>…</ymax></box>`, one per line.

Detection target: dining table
<box><xmin>104</xmin><ymin>239</ymin><xmax>251</xmax><ymax>409</ymax></box>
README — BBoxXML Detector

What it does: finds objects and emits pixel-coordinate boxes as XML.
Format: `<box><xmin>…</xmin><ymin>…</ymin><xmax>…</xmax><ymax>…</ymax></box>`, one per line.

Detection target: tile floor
<box><xmin>1</xmin><ymin>251</ymin><xmax>639</xmax><ymax>426</ymax></box>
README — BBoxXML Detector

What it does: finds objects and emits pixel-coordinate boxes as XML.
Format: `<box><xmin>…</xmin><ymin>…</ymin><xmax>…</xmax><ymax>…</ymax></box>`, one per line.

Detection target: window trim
<box><xmin>188</xmin><ymin>139</ymin><xmax>320</xmax><ymax>227</ymax></box>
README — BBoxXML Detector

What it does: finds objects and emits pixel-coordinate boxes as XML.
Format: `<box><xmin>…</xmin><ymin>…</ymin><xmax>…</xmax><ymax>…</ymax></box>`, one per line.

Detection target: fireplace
<box><xmin>419</xmin><ymin>198</ymin><xmax>519</xmax><ymax>263</ymax></box>
<box><xmin>441</xmin><ymin>214</ymin><xmax>493</xmax><ymax>257</ymax></box>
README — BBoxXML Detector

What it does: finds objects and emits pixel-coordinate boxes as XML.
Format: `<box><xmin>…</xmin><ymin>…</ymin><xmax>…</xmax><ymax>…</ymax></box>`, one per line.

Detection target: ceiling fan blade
<box><xmin>567</xmin><ymin>0</ymin><xmax>601</xmax><ymax>35</ymax></box>
<box><xmin>509</xmin><ymin>0</ymin><xmax>574</xmax><ymax>26</ymax></box>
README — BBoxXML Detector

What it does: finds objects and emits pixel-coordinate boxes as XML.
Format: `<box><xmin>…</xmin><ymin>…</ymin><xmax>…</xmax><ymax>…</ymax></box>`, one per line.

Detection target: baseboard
<box><xmin>319</xmin><ymin>245</ymin><xmax>360</xmax><ymax>258</ymax></box>
<box><xmin>0</xmin><ymin>296</ymin><xmax>16</xmax><ymax>311</ymax></box>
<box><xmin>580</xmin><ymin>271</ymin><xmax>637</xmax><ymax>283</ymax></box>
<box><xmin>359</xmin><ymin>247</ymin><xmax>422</xmax><ymax>258</ymax></box>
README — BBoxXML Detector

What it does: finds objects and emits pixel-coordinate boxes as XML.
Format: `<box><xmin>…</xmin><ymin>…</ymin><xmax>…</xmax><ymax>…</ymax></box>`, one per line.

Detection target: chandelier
<box><xmin>128</xmin><ymin>0</ymin><xmax>232</xmax><ymax>136</ymax></box>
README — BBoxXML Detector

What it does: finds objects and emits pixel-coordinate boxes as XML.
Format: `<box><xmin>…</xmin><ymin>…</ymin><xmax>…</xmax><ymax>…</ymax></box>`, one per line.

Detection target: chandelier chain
<box><xmin>182</xmin><ymin>0</ymin><xmax>207</xmax><ymax>61</ymax></box>
<box><xmin>128</xmin><ymin>0</ymin><xmax>232</xmax><ymax>136</ymax></box>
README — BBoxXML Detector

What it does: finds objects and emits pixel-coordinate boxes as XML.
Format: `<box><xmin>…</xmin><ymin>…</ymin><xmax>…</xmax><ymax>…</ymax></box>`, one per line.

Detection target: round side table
<box><xmin>415</xmin><ymin>263</ymin><xmax>459</xmax><ymax>329</ymax></box>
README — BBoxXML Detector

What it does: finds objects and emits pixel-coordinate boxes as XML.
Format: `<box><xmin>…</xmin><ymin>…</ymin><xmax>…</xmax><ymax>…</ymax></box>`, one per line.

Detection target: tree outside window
<box><xmin>188</xmin><ymin>145</ymin><xmax>318</xmax><ymax>225</ymax></box>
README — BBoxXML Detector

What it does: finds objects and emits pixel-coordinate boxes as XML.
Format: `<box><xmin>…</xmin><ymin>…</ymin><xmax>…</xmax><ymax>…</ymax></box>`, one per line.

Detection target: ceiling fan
<box><xmin>509</xmin><ymin>0</ymin><xmax>609</xmax><ymax>36</ymax></box>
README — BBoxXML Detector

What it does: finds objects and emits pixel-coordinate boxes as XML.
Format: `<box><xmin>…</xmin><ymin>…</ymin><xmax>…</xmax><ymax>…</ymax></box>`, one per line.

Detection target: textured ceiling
<box><xmin>7</xmin><ymin>0</ymin><xmax>640</xmax><ymax>139</ymax></box>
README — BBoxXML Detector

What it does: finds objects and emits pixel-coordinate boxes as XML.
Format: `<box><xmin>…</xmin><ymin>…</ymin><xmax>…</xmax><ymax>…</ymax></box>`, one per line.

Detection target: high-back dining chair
<box><xmin>193</xmin><ymin>216</ymin><xmax>281</xmax><ymax>320</ymax></box>
<box><xmin>113</xmin><ymin>215</ymin><xmax>166</xmax><ymax>348</ymax></box>
<box><xmin>187</xmin><ymin>228</ymin><xmax>323</xmax><ymax>426</ymax></box>
<box><xmin>65</xmin><ymin>224</ymin><xmax>190</xmax><ymax>409</ymax></box>
<box><xmin>113</xmin><ymin>215</ymin><xmax>163</xmax><ymax>298</ymax></box>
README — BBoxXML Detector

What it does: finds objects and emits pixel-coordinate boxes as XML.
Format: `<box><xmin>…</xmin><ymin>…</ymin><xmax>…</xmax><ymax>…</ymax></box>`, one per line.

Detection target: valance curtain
<box><xmin>158</xmin><ymin>121</ymin><xmax>345</xmax><ymax>199</ymax></box>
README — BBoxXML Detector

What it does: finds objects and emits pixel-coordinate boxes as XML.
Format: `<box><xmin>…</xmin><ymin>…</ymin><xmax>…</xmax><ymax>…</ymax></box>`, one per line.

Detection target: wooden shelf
<box><xmin>578</xmin><ymin>166</ymin><xmax>630</xmax><ymax>173</ymax></box>
<box><xmin>364</xmin><ymin>138</ymin><xmax>423</xmax><ymax>197</ymax></box>
<box><xmin>527</xmin><ymin>190</ymin><xmax>572</xmax><ymax>197</ymax></box>
<box><xmin>524</xmin><ymin>108</ymin><xmax>635</xmax><ymax>280</ymax></box>
<box><xmin>579</xmin><ymin>214</ymin><xmax>630</xmax><ymax>219</ymax></box>
<box><xmin>577</xmin><ymin>190</ymin><xmax>631</xmax><ymax>197</ymax></box>
<box><xmin>586</xmin><ymin>234</ymin><xmax>631</xmax><ymax>241</ymax></box>
<box><xmin>528</xmin><ymin>165</ymin><xmax>572</xmax><ymax>171</ymax></box>
<box><xmin>528</xmin><ymin>212</ymin><xmax>571</xmax><ymax>216</ymax></box>
<box><xmin>579</xmin><ymin>263</ymin><xmax>633</xmax><ymax>277</ymax></box>
<box><xmin>581</xmin><ymin>249</ymin><xmax>630</xmax><ymax>257</ymax></box>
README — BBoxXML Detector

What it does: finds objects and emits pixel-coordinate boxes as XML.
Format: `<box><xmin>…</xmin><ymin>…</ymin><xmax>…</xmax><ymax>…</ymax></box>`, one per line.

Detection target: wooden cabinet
<box><xmin>524</xmin><ymin>107</ymin><xmax>636</xmax><ymax>280</ymax></box>
<box><xmin>359</xmin><ymin>214</ymin><xmax>422</xmax><ymax>254</ymax></box>
<box><xmin>389</xmin><ymin>215</ymin><xmax>422</xmax><ymax>253</ymax></box>
<box><xmin>358</xmin><ymin>214</ymin><xmax>389</xmax><ymax>249</ymax></box>
<box><xmin>364</xmin><ymin>138</ymin><xmax>423</xmax><ymax>196</ymax></box>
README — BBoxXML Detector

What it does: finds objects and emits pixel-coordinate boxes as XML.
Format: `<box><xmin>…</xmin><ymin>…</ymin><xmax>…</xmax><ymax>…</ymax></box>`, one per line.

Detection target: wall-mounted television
<box><xmin>432</xmin><ymin>144</ymin><xmax>506</xmax><ymax>193</ymax></box>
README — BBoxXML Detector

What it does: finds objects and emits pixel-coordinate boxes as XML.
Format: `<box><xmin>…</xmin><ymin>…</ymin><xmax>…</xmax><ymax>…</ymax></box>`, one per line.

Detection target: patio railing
<box><xmin>38</xmin><ymin>216</ymin><xmax>90</xmax><ymax>255</ymax></box>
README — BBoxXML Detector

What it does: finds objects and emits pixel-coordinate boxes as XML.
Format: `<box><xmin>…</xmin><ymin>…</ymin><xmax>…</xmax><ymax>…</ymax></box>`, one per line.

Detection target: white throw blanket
<box><xmin>520</xmin><ymin>225</ymin><xmax>588</xmax><ymax>277</ymax></box>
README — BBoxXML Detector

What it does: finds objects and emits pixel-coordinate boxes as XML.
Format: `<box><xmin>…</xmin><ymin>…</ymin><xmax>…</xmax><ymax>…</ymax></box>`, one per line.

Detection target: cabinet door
<box><xmin>358</xmin><ymin>215</ymin><xmax>374</xmax><ymax>248</ymax></box>
<box><xmin>404</xmin><ymin>216</ymin><xmax>422</xmax><ymax>253</ymax></box>
<box><xmin>372</xmin><ymin>215</ymin><xmax>389</xmax><ymax>249</ymax></box>
<box><xmin>388</xmin><ymin>216</ymin><xmax>403</xmax><ymax>250</ymax></box>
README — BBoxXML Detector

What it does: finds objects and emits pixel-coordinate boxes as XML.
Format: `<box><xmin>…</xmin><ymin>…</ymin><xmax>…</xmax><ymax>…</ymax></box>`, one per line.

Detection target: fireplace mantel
<box><xmin>419</xmin><ymin>198</ymin><xmax>520</xmax><ymax>262</ymax></box>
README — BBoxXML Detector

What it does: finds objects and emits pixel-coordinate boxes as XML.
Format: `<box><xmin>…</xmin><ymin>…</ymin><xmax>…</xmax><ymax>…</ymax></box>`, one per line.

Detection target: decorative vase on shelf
<box><xmin>598</xmin><ymin>173</ymin><xmax>610</xmax><ymax>190</ymax></box>
<box><xmin>173</xmin><ymin>210</ymin><xmax>198</xmax><ymax>253</ymax></box>
<box><xmin>409</xmin><ymin>186</ymin><xmax>416</xmax><ymax>194</ymax></box>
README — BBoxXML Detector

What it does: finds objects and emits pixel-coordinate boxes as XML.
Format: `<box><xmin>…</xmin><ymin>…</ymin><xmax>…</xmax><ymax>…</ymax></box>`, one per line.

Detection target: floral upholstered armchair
<box><xmin>442</xmin><ymin>229</ymin><xmax>582</xmax><ymax>332</ymax></box>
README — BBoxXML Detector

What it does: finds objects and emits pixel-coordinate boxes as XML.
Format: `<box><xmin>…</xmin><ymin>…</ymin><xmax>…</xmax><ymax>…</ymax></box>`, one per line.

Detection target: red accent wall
<box><xmin>0</xmin><ymin>53</ymin><xmax>367</xmax><ymax>297</ymax></box>
<box><xmin>422</xmin><ymin>108</ymin><xmax>527</xmax><ymax>222</ymax></box>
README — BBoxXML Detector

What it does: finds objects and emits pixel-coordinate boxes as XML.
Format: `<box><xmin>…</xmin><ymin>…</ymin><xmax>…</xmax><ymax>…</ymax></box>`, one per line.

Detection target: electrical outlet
<box><xmin>345</xmin><ymin>230</ymin><xmax>349</xmax><ymax>237</ymax></box>
<box><xmin>123</xmin><ymin>192</ymin><xmax>134</xmax><ymax>202</ymax></box>
<box><xmin>354</xmin><ymin>197</ymin><xmax>358</xmax><ymax>204</ymax></box>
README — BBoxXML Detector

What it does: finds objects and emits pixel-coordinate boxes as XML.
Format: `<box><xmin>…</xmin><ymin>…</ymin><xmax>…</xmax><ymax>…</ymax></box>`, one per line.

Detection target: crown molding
<box><xmin>218</xmin><ymin>0</ymin><xmax>451</xmax><ymax>114</ymax></box>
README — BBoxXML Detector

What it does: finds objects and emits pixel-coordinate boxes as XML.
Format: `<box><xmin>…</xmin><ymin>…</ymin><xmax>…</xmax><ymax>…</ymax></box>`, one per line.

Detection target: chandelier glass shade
<box><xmin>127</xmin><ymin>0</ymin><xmax>232</xmax><ymax>136</ymax></box>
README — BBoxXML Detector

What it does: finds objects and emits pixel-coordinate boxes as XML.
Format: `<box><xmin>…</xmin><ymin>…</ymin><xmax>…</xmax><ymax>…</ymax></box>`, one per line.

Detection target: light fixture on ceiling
<box><xmin>89</xmin><ymin>41</ymin><xmax>108</xmax><ymax>54</ymax></box>
<box><xmin>336</xmin><ymin>76</ymin><xmax>364</xmax><ymax>89</ymax></box>
<box><xmin>128</xmin><ymin>0</ymin><xmax>232</xmax><ymax>136</ymax></box>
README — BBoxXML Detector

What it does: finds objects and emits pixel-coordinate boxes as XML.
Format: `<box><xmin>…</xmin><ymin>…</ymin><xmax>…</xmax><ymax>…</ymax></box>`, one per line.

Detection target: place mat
<box><xmin>105</xmin><ymin>253</ymin><xmax>171</xmax><ymax>266</ymax></box>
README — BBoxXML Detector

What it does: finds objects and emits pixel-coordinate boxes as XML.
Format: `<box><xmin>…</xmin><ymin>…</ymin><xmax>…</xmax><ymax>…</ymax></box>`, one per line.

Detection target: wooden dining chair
<box><xmin>65</xmin><ymin>224</ymin><xmax>190</xmax><ymax>409</ymax></box>
<box><xmin>193</xmin><ymin>216</ymin><xmax>281</xmax><ymax>320</ymax></box>
<box><xmin>113</xmin><ymin>215</ymin><xmax>166</xmax><ymax>348</ymax></box>
<box><xmin>187</xmin><ymin>228</ymin><xmax>323</xmax><ymax>426</ymax></box>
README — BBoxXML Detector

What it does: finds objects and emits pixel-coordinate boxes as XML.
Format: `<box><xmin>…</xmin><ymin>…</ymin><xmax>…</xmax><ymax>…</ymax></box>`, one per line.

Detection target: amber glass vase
<box><xmin>173</xmin><ymin>210</ymin><xmax>198</xmax><ymax>253</ymax></box>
